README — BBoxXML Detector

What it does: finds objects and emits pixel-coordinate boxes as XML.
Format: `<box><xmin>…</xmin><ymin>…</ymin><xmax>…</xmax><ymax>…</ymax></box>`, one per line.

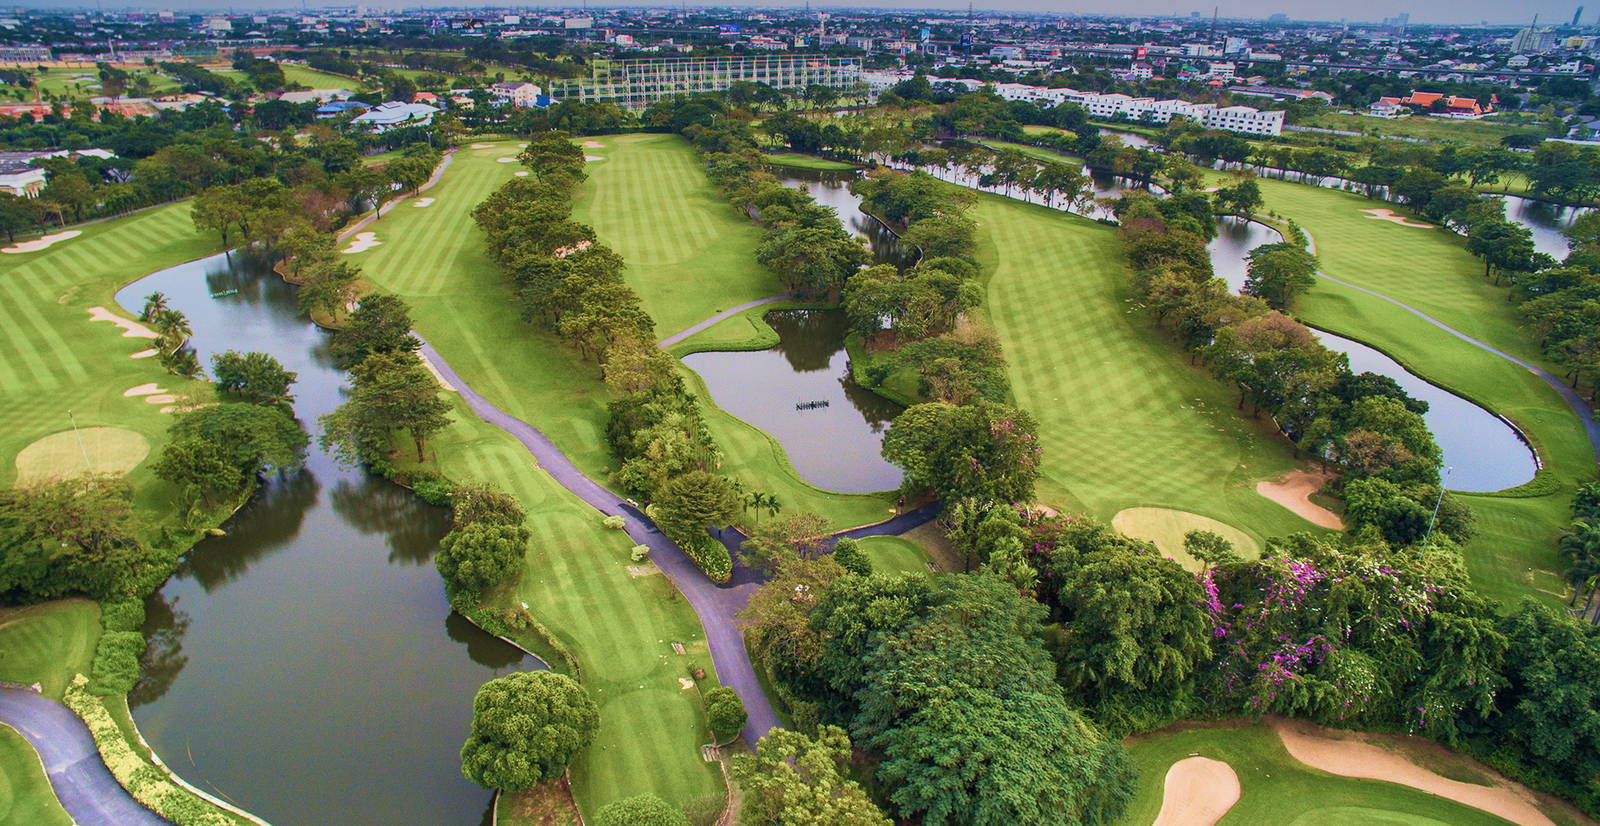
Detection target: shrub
<box><xmin>436</xmin><ymin>523</ymin><xmax>530</xmax><ymax>609</ymax></box>
<box><xmin>681</xmin><ymin>534</ymin><xmax>733</xmax><ymax>584</ymax></box>
<box><xmin>101</xmin><ymin>600</ymin><xmax>146</xmax><ymax>633</ymax></box>
<box><xmin>602</xmin><ymin>514</ymin><xmax>627</xmax><ymax>530</ymax></box>
<box><xmin>89</xmin><ymin>631</ymin><xmax>145</xmax><ymax>695</ymax></box>
<box><xmin>704</xmin><ymin>686</ymin><xmax>748</xmax><ymax>743</ymax></box>
<box><xmin>631</xmin><ymin>544</ymin><xmax>651</xmax><ymax>562</ymax></box>
<box><xmin>595</xmin><ymin>794</ymin><xmax>692</xmax><ymax>826</ymax></box>
<box><xmin>410</xmin><ymin>472</ymin><xmax>453</xmax><ymax>506</ymax></box>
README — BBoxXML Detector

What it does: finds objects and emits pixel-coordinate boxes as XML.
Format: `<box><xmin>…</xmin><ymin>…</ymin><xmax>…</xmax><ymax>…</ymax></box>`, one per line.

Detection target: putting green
<box><xmin>1112</xmin><ymin>507</ymin><xmax>1260</xmax><ymax>570</ymax></box>
<box><xmin>14</xmin><ymin>426</ymin><xmax>148</xmax><ymax>483</ymax></box>
<box><xmin>855</xmin><ymin>534</ymin><xmax>933</xmax><ymax>575</ymax></box>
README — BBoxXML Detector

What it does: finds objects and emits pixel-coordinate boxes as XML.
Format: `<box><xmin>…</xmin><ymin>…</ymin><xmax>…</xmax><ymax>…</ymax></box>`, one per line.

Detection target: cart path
<box><xmin>0</xmin><ymin>687</ymin><xmax>171</xmax><ymax>826</ymax></box>
<box><xmin>656</xmin><ymin>294</ymin><xmax>793</xmax><ymax>349</ymax></box>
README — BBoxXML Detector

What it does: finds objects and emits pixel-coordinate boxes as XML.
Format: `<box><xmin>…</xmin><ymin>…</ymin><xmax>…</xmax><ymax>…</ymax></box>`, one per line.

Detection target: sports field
<box><xmin>1297</xmin><ymin>111</ymin><xmax>1549</xmax><ymax>146</ymax></box>
<box><xmin>854</xmin><ymin>534</ymin><xmax>932</xmax><ymax>575</ymax></box>
<box><xmin>1120</xmin><ymin>724</ymin><xmax>1520</xmax><ymax>826</ymax></box>
<box><xmin>0</xmin><ymin>724</ymin><xmax>73</xmax><ymax>826</ymax></box>
<box><xmin>762</xmin><ymin>152</ymin><xmax>861</xmax><ymax>171</ymax></box>
<box><xmin>0</xmin><ymin>600</ymin><xmax>99</xmax><ymax>700</ymax></box>
<box><xmin>568</xmin><ymin>133</ymin><xmax>781</xmax><ymax>336</ymax></box>
<box><xmin>1251</xmin><ymin>178</ymin><xmax>1589</xmax><ymax>607</ymax></box>
<box><xmin>974</xmin><ymin>192</ymin><xmax>1320</xmax><ymax>543</ymax></box>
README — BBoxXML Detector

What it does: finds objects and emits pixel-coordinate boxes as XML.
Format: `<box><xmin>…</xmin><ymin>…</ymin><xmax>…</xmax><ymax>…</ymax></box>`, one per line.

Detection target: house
<box><xmin>315</xmin><ymin>100</ymin><xmax>371</xmax><ymax>119</ymax></box>
<box><xmin>0</xmin><ymin>160</ymin><xmax>46</xmax><ymax>197</ymax></box>
<box><xmin>489</xmin><ymin>81</ymin><xmax>544</xmax><ymax>108</ymax></box>
<box><xmin>349</xmin><ymin>101</ymin><xmax>438</xmax><ymax>132</ymax></box>
<box><xmin>1369</xmin><ymin>97</ymin><xmax>1407</xmax><ymax>117</ymax></box>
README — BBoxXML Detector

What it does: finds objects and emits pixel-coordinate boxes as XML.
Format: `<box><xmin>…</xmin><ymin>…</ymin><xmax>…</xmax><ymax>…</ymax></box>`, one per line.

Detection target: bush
<box><xmin>595</xmin><ymin>794</ymin><xmax>692</xmax><ymax>826</ymax></box>
<box><xmin>681</xmin><ymin>534</ymin><xmax>733</xmax><ymax>584</ymax></box>
<box><xmin>410</xmin><ymin>472</ymin><xmax>453</xmax><ymax>506</ymax></box>
<box><xmin>602</xmin><ymin>514</ymin><xmax>627</xmax><ymax>530</ymax></box>
<box><xmin>101</xmin><ymin>600</ymin><xmax>146</xmax><ymax>633</ymax></box>
<box><xmin>704</xmin><ymin>685</ymin><xmax>748</xmax><ymax>743</ymax></box>
<box><xmin>631</xmin><ymin>544</ymin><xmax>651</xmax><ymax>562</ymax></box>
<box><xmin>89</xmin><ymin>631</ymin><xmax>145</xmax><ymax>695</ymax></box>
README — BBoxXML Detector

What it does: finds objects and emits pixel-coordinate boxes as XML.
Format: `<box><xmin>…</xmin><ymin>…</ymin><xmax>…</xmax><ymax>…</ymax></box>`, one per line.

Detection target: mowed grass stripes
<box><xmin>356</xmin><ymin>144</ymin><xmax>723</xmax><ymax>815</ymax></box>
<box><xmin>974</xmin><ymin>193</ymin><xmax>1316</xmax><ymax>542</ymax></box>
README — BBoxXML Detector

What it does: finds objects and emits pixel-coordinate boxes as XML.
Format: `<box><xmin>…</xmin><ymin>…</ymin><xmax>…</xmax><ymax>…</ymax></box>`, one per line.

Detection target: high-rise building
<box><xmin>547</xmin><ymin>55</ymin><xmax>861</xmax><ymax>108</ymax></box>
<box><xmin>1513</xmin><ymin>26</ymin><xmax>1559</xmax><ymax>52</ymax></box>
<box><xmin>1574</xmin><ymin>6</ymin><xmax>1585</xmax><ymax>26</ymax></box>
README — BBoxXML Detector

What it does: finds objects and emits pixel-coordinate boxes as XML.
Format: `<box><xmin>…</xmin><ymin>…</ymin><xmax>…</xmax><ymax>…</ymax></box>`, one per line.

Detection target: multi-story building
<box><xmin>547</xmin><ymin>55</ymin><xmax>860</xmax><ymax>108</ymax></box>
<box><xmin>489</xmin><ymin>81</ymin><xmax>544</xmax><ymax>107</ymax></box>
<box><xmin>0</xmin><ymin>45</ymin><xmax>50</xmax><ymax>63</ymax></box>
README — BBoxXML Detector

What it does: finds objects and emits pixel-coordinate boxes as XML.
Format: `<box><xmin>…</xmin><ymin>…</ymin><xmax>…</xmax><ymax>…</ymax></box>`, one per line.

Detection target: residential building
<box><xmin>0</xmin><ymin>45</ymin><xmax>50</xmax><ymax>63</ymax></box>
<box><xmin>349</xmin><ymin>101</ymin><xmax>438</xmax><ymax>132</ymax></box>
<box><xmin>1512</xmin><ymin>26</ymin><xmax>1559</xmax><ymax>54</ymax></box>
<box><xmin>547</xmin><ymin>55</ymin><xmax>860</xmax><ymax>108</ymax></box>
<box><xmin>0</xmin><ymin>159</ymin><xmax>45</xmax><ymax>197</ymax></box>
<box><xmin>490</xmin><ymin>81</ymin><xmax>544</xmax><ymax>107</ymax></box>
<box><xmin>314</xmin><ymin>100</ymin><xmax>370</xmax><ymax>118</ymax></box>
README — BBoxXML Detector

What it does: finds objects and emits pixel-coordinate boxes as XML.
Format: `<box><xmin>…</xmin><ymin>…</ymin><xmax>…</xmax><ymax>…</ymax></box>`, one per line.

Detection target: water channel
<box><xmin>118</xmin><ymin>253</ymin><xmax>530</xmax><ymax>826</ymax></box>
<box><xmin>1206</xmin><ymin>218</ymin><xmax>1538</xmax><ymax>493</ymax></box>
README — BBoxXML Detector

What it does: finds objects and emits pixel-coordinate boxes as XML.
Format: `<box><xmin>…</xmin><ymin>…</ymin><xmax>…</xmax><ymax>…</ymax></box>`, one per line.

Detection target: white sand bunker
<box><xmin>626</xmin><ymin>563</ymin><xmax>662</xmax><ymax>577</ymax></box>
<box><xmin>15</xmin><ymin>427</ymin><xmax>149</xmax><ymax>483</ymax></box>
<box><xmin>87</xmin><ymin>307</ymin><xmax>158</xmax><ymax>339</ymax></box>
<box><xmin>123</xmin><ymin>383</ymin><xmax>166</xmax><ymax>397</ymax></box>
<box><xmin>1272</xmin><ymin>717</ymin><xmax>1555</xmax><ymax>826</ymax></box>
<box><xmin>1257</xmin><ymin>469</ymin><xmax>1344</xmax><ymax>529</ymax></box>
<box><xmin>1152</xmin><ymin>757</ymin><xmax>1240</xmax><ymax>826</ymax></box>
<box><xmin>585</xmin><ymin>155</ymin><xmax>604</xmax><ymax>162</ymax></box>
<box><xmin>1362</xmin><ymin>208</ymin><xmax>1435</xmax><ymax>229</ymax></box>
<box><xmin>3</xmin><ymin>230</ymin><xmax>81</xmax><ymax>254</ymax></box>
<box><xmin>496</xmin><ymin>156</ymin><xmax>517</xmax><ymax>164</ymax></box>
<box><xmin>469</xmin><ymin>142</ymin><xmax>495</xmax><ymax>149</ymax></box>
<box><xmin>130</xmin><ymin>348</ymin><xmax>158</xmax><ymax>359</ymax></box>
<box><xmin>413</xmin><ymin>197</ymin><xmax>435</xmax><ymax>208</ymax></box>
<box><xmin>514</xmin><ymin>171</ymin><xmax>529</xmax><ymax>177</ymax></box>
<box><xmin>342</xmin><ymin>231</ymin><xmax>381</xmax><ymax>254</ymax></box>
<box><xmin>582</xmin><ymin>140</ymin><xmax>604</xmax><ymax>148</ymax></box>
<box><xmin>143</xmin><ymin>394</ymin><xmax>177</xmax><ymax>404</ymax></box>
<box><xmin>418</xmin><ymin>350</ymin><xmax>457</xmax><ymax>392</ymax></box>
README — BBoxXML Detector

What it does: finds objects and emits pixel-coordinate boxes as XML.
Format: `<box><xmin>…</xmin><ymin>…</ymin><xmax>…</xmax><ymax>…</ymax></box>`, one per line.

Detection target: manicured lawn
<box><xmin>979</xmin><ymin>138</ymin><xmax>1082</xmax><ymax>165</ymax></box>
<box><xmin>855</xmin><ymin>535</ymin><xmax>932</xmax><ymax>575</ymax></box>
<box><xmin>974</xmin><ymin>192</ymin><xmax>1321</xmax><ymax>542</ymax></box>
<box><xmin>1250</xmin><ymin>178</ymin><xmax>1591</xmax><ymax>607</ymax></box>
<box><xmin>0</xmin><ymin>600</ymin><xmax>99</xmax><ymax>700</ymax></box>
<box><xmin>277</xmin><ymin>63</ymin><xmax>361</xmax><ymax>91</ymax></box>
<box><xmin>1297</xmin><ymin>111</ymin><xmax>1549</xmax><ymax>146</ymax></box>
<box><xmin>762</xmin><ymin>152</ymin><xmax>861</xmax><ymax>171</ymax></box>
<box><xmin>354</xmin><ymin>142</ymin><xmax>726</xmax><ymax>816</ymax></box>
<box><xmin>1120</xmin><ymin>724</ymin><xmax>1516</xmax><ymax>826</ymax></box>
<box><xmin>568</xmin><ymin>133</ymin><xmax>782</xmax><ymax>337</ymax></box>
<box><xmin>0</xmin><ymin>725</ymin><xmax>73</xmax><ymax>826</ymax></box>
<box><xmin>0</xmin><ymin>201</ymin><xmax>219</xmax><ymax>523</ymax></box>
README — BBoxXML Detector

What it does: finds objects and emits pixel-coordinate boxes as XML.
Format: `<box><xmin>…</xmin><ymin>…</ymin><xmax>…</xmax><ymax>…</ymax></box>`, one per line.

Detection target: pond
<box><xmin>1208</xmin><ymin>218</ymin><xmax>1538</xmax><ymax>493</ymax></box>
<box><xmin>1503</xmin><ymin>194</ymin><xmax>1588</xmax><ymax>259</ymax></box>
<box><xmin>775</xmin><ymin>168</ymin><xmax>910</xmax><ymax>266</ymax></box>
<box><xmin>117</xmin><ymin>253</ymin><xmax>531</xmax><ymax>826</ymax></box>
<box><xmin>681</xmin><ymin>309</ymin><xmax>904</xmax><ymax>494</ymax></box>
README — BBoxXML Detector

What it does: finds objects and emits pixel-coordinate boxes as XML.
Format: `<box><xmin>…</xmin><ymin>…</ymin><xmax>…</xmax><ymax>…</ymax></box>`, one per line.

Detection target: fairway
<box><xmin>974</xmin><ymin>192</ymin><xmax>1319</xmax><ymax>540</ymax></box>
<box><xmin>0</xmin><ymin>600</ymin><xmax>100</xmax><ymax>700</ymax></box>
<box><xmin>0</xmin><ymin>724</ymin><xmax>74</xmax><ymax>826</ymax></box>
<box><xmin>14</xmin><ymin>426</ymin><xmax>148</xmax><ymax>483</ymax></box>
<box><xmin>569</xmin><ymin>133</ymin><xmax>781</xmax><ymax>336</ymax></box>
<box><xmin>855</xmin><ymin>534</ymin><xmax>933</xmax><ymax>575</ymax></box>
<box><xmin>1120</xmin><ymin>724</ymin><xmax>1522</xmax><ymax>826</ymax></box>
<box><xmin>1111</xmin><ymin>507</ymin><xmax>1261</xmax><ymax>570</ymax></box>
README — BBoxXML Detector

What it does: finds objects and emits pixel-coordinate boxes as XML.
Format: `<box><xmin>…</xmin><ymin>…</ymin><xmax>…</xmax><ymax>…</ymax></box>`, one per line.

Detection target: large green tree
<box><xmin>460</xmin><ymin>672</ymin><xmax>599</xmax><ymax>791</ymax></box>
<box><xmin>327</xmin><ymin>293</ymin><xmax>420</xmax><ymax>370</ymax></box>
<box><xmin>733</xmin><ymin>726</ymin><xmax>891</xmax><ymax>826</ymax></box>
<box><xmin>882</xmin><ymin>402</ymin><xmax>1040</xmax><ymax>505</ymax></box>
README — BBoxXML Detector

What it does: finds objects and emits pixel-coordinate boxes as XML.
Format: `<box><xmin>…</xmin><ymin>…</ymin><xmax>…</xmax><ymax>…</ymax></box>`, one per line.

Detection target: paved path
<box><xmin>1300</xmin><ymin>229</ymin><xmax>1600</xmax><ymax>462</ymax></box>
<box><xmin>336</xmin><ymin>150</ymin><xmax>458</xmax><ymax>243</ymax></box>
<box><xmin>656</xmin><ymin>294</ymin><xmax>792</xmax><ymax>349</ymax></box>
<box><xmin>0</xmin><ymin>687</ymin><xmax>170</xmax><ymax>825</ymax></box>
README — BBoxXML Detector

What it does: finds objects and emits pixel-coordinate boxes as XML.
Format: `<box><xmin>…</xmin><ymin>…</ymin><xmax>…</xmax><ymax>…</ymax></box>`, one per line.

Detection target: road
<box><xmin>655</xmin><ymin>294</ymin><xmax>792</xmax><ymax>350</ymax></box>
<box><xmin>0</xmin><ymin>687</ymin><xmax>171</xmax><ymax>826</ymax></box>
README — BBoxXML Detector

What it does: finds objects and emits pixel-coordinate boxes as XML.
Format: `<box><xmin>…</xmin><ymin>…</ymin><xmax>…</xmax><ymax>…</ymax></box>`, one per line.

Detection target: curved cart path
<box><xmin>0</xmin><ymin>687</ymin><xmax>171</xmax><ymax>826</ymax></box>
<box><xmin>656</xmin><ymin>294</ymin><xmax>792</xmax><ymax>349</ymax></box>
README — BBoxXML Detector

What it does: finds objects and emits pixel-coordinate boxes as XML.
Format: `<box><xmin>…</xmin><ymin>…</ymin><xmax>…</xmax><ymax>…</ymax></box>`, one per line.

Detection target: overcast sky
<box><xmin>16</xmin><ymin>0</ymin><xmax>1586</xmax><ymax>27</ymax></box>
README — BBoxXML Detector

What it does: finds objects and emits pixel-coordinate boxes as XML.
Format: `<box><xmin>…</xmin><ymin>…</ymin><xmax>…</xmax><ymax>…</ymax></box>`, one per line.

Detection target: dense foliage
<box><xmin>460</xmin><ymin>671</ymin><xmax>599</xmax><ymax>790</ymax></box>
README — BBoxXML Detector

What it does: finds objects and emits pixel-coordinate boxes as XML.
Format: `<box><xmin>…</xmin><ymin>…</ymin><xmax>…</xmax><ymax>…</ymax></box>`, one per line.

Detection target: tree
<box><xmin>755</xmin><ymin>226</ymin><xmax>869</xmax><ymax>299</ymax></box>
<box><xmin>703</xmin><ymin>686</ymin><xmax>748</xmax><ymax>744</ymax></box>
<box><xmin>1242</xmin><ymin>242</ymin><xmax>1319</xmax><ymax>309</ymax></box>
<box><xmin>211</xmin><ymin>350</ymin><xmax>296</xmax><ymax>407</ymax></box>
<box><xmin>900</xmin><ymin>215</ymin><xmax>977</xmax><ymax>261</ymax></box>
<box><xmin>1212</xmin><ymin>177</ymin><xmax>1262</xmax><ymax>217</ymax></box>
<box><xmin>386</xmin><ymin>155</ymin><xmax>434</xmax><ymax>196</ymax></box>
<box><xmin>741</xmin><ymin>511</ymin><xmax>831</xmax><ymax>571</ymax></box>
<box><xmin>436</xmin><ymin>522</ymin><xmax>530</xmax><ymax>608</ymax></box>
<box><xmin>831</xmin><ymin>536</ymin><xmax>873</xmax><ymax>576</ymax></box>
<box><xmin>167</xmin><ymin>403</ymin><xmax>309</xmax><ymax>481</ymax></box>
<box><xmin>595</xmin><ymin>795</ymin><xmax>690</xmax><ymax>826</ymax></box>
<box><xmin>1184</xmin><ymin>529</ymin><xmax>1238</xmax><ymax>572</ymax></box>
<box><xmin>328</xmin><ymin>293</ymin><xmax>420</xmax><ymax>370</ymax></box>
<box><xmin>882</xmin><ymin>402</ymin><xmax>1040</xmax><ymax>505</ymax></box>
<box><xmin>0</xmin><ymin>475</ymin><xmax>153</xmax><ymax>603</ymax></box>
<box><xmin>460</xmin><ymin>672</ymin><xmax>599</xmax><ymax>790</ymax></box>
<box><xmin>733</xmin><ymin>726</ymin><xmax>891</xmax><ymax>826</ymax></box>
<box><xmin>653</xmin><ymin>471</ymin><xmax>741</xmax><ymax>544</ymax></box>
<box><xmin>449</xmin><ymin>482</ymin><xmax>526</xmax><ymax>528</ymax></box>
<box><xmin>191</xmin><ymin>184</ymin><xmax>250</xmax><ymax>246</ymax></box>
<box><xmin>151</xmin><ymin>438</ymin><xmax>245</xmax><ymax>508</ymax></box>
<box><xmin>320</xmin><ymin>351</ymin><xmax>452</xmax><ymax>463</ymax></box>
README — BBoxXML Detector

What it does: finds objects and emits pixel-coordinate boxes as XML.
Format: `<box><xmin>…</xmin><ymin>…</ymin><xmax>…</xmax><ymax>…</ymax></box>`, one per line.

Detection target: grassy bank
<box><xmin>762</xmin><ymin>152</ymin><xmax>862</xmax><ymax>171</ymax></box>
<box><xmin>0</xmin><ymin>725</ymin><xmax>73</xmax><ymax>826</ymax></box>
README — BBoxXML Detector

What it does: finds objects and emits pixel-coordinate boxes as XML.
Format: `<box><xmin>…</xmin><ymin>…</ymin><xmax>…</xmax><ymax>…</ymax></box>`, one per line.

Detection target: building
<box><xmin>278</xmin><ymin>89</ymin><xmax>352</xmax><ymax>105</ymax></box>
<box><xmin>349</xmin><ymin>101</ymin><xmax>438</xmax><ymax>132</ymax></box>
<box><xmin>314</xmin><ymin>100</ymin><xmax>370</xmax><ymax>119</ymax></box>
<box><xmin>1228</xmin><ymin>85</ymin><xmax>1335</xmax><ymax>103</ymax></box>
<box><xmin>1513</xmin><ymin>26</ymin><xmax>1559</xmax><ymax>54</ymax></box>
<box><xmin>1128</xmin><ymin>62</ymin><xmax>1154</xmax><ymax>80</ymax></box>
<box><xmin>1379</xmin><ymin>90</ymin><xmax>1491</xmax><ymax>117</ymax></box>
<box><xmin>0</xmin><ymin>159</ymin><xmax>46</xmax><ymax>197</ymax></box>
<box><xmin>547</xmin><ymin>55</ymin><xmax>860</xmax><ymax>109</ymax></box>
<box><xmin>0</xmin><ymin>45</ymin><xmax>50</xmax><ymax>63</ymax></box>
<box><xmin>490</xmin><ymin>81</ymin><xmax>544</xmax><ymax>107</ymax></box>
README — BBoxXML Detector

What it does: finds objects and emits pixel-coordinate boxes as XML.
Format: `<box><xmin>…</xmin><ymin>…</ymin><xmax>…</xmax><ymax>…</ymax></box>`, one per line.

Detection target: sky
<box><xmin>15</xmin><ymin>0</ymin><xmax>1585</xmax><ymax>27</ymax></box>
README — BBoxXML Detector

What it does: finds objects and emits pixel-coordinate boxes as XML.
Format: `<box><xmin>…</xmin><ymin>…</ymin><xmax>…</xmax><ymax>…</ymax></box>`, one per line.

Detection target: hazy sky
<box><xmin>15</xmin><ymin>0</ymin><xmax>1584</xmax><ymax>27</ymax></box>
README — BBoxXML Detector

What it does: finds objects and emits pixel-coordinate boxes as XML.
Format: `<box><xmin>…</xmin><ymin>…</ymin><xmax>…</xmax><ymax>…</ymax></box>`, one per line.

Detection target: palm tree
<box><xmin>1560</xmin><ymin>519</ymin><xmax>1600</xmax><ymax>605</ymax></box>
<box><xmin>139</xmin><ymin>291</ymin><xmax>170</xmax><ymax>323</ymax></box>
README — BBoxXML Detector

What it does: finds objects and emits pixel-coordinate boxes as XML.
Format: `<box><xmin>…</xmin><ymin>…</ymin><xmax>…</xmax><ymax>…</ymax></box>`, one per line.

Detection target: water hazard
<box><xmin>118</xmin><ymin>253</ymin><xmax>530</xmax><ymax>826</ymax></box>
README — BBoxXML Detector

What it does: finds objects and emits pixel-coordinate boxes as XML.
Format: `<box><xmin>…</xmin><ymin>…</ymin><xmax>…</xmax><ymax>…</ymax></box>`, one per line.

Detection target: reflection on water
<box><xmin>683</xmin><ymin>310</ymin><xmax>903</xmax><ymax>494</ymax></box>
<box><xmin>117</xmin><ymin>253</ymin><xmax>533</xmax><ymax>826</ymax></box>
<box><xmin>1209</xmin><ymin>217</ymin><xmax>1282</xmax><ymax>293</ymax></box>
<box><xmin>774</xmin><ymin>169</ymin><xmax>910</xmax><ymax>268</ymax></box>
<box><xmin>1503</xmin><ymin>194</ymin><xmax>1588</xmax><ymax>259</ymax></box>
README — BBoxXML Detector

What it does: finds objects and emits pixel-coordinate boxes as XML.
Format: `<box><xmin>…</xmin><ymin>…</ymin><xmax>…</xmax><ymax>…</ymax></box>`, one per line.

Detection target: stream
<box><xmin>117</xmin><ymin>253</ymin><xmax>530</xmax><ymax>826</ymax></box>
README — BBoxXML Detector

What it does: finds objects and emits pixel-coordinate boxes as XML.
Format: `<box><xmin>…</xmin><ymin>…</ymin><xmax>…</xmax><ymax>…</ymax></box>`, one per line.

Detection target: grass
<box><xmin>13</xmin><ymin>426</ymin><xmax>148</xmax><ymax>483</ymax></box>
<box><xmin>354</xmin><ymin>141</ymin><xmax>726</xmax><ymax>817</ymax></box>
<box><xmin>1297</xmin><ymin>110</ymin><xmax>1549</xmax><ymax>146</ymax></box>
<box><xmin>1119</xmin><ymin>723</ymin><xmax>1517</xmax><ymax>826</ymax></box>
<box><xmin>276</xmin><ymin>63</ymin><xmax>362</xmax><ymax>91</ymax></box>
<box><xmin>973</xmin><ymin>191</ymin><xmax>1325</xmax><ymax>543</ymax></box>
<box><xmin>1110</xmin><ymin>506</ymin><xmax>1263</xmax><ymax>570</ymax></box>
<box><xmin>0</xmin><ymin>725</ymin><xmax>73</xmax><ymax>826</ymax></box>
<box><xmin>567</xmin><ymin>133</ymin><xmax>782</xmax><ymax>337</ymax></box>
<box><xmin>0</xmin><ymin>66</ymin><xmax>181</xmax><ymax>101</ymax></box>
<box><xmin>762</xmin><ymin>152</ymin><xmax>861</xmax><ymax>171</ymax></box>
<box><xmin>0</xmin><ymin>600</ymin><xmax>99</xmax><ymax>700</ymax></box>
<box><xmin>1249</xmin><ymin>177</ymin><xmax>1591</xmax><ymax>608</ymax></box>
<box><xmin>855</xmin><ymin>535</ymin><xmax>932</xmax><ymax>575</ymax></box>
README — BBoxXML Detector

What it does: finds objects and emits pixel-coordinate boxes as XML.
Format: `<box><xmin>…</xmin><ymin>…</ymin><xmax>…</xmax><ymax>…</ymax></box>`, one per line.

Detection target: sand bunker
<box><xmin>1257</xmin><ymin>469</ymin><xmax>1344</xmax><ymax>529</ymax></box>
<box><xmin>513</xmin><ymin>171</ymin><xmax>530</xmax><ymax>177</ymax></box>
<box><xmin>469</xmin><ymin>142</ymin><xmax>495</xmax><ymax>149</ymax></box>
<box><xmin>1112</xmin><ymin>507</ymin><xmax>1260</xmax><ymax>570</ymax></box>
<box><xmin>582</xmin><ymin>140</ymin><xmax>605</xmax><ymax>148</ymax></box>
<box><xmin>123</xmin><ymin>383</ymin><xmax>165</xmax><ymax>397</ymax></box>
<box><xmin>1151</xmin><ymin>757</ymin><xmax>1240</xmax><ymax>826</ymax></box>
<box><xmin>87</xmin><ymin>307</ymin><xmax>158</xmax><ymax>339</ymax></box>
<box><xmin>677</xmin><ymin>677</ymin><xmax>695</xmax><ymax>690</ymax></box>
<box><xmin>496</xmin><ymin>156</ymin><xmax>517</xmax><ymax>164</ymax></box>
<box><xmin>1361</xmin><ymin>208</ymin><xmax>1435</xmax><ymax>229</ymax></box>
<box><xmin>413</xmin><ymin>197</ymin><xmax>435</xmax><ymax>208</ymax></box>
<box><xmin>1271</xmin><ymin>717</ymin><xmax>1555</xmax><ymax>826</ymax></box>
<box><xmin>143</xmin><ymin>394</ymin><xmax>177</xmax><ymax>404</ymax></box>
<box><xmin>342</xmin><ymin>231</ymin><xmax>381</xmax><ymax>254</ymax></box>
<box><xmin>418</xmin><ymin>351</ymin><xmax>457</xmax><ymax>392</ymax></box>
<box><xmin>2</xmin><ymin>230</ymin><xmax>82</xmax><ymax>254</ymax></box>
<box><xmin>585</xmin><ymin>155</ymin><xmax>604</xmax><ymax>162</ymax></box>
<box><xmin>626</xmin><ymin>564</ymin><xmax>662</xmax><ymax>577</ymax></box>
<box><xmin>15</xmin><ymin>427</ymin><xmax>148</xmax><ymax>483</ymax></box>
<box><xmin>129</xmin><ymin>348</ymin><xmax>158</xmax><ymax>359</ymax></box>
